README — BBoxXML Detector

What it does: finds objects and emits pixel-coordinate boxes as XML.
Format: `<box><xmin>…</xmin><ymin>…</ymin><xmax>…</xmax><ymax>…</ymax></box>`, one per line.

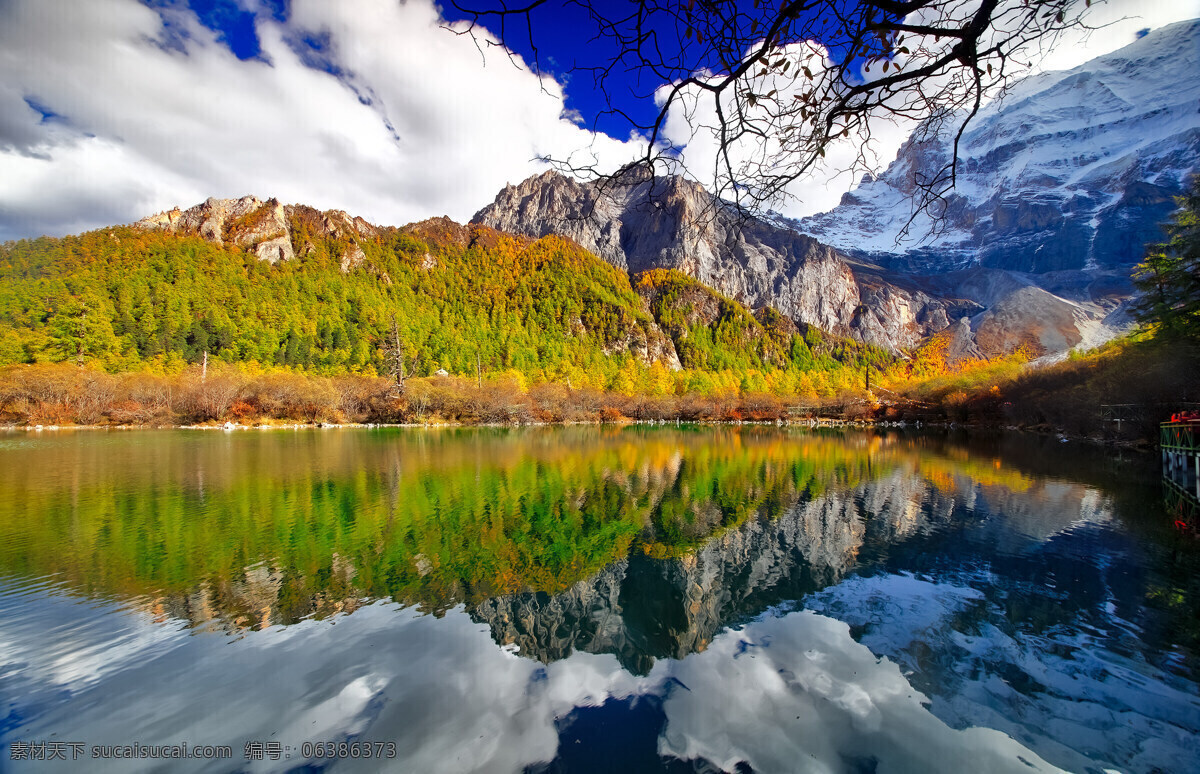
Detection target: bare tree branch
<box><xmin>449</xmin><ymin>0</ymin><xmax>1103</xmax><ymax>228</ymax></box>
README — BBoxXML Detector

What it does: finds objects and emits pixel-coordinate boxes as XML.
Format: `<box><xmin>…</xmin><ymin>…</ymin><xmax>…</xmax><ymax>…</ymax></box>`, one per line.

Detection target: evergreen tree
<box><xmin>1132</xmin><ymin>176</ymin><xmax>1200</xmax><ymax>340</ymax></box>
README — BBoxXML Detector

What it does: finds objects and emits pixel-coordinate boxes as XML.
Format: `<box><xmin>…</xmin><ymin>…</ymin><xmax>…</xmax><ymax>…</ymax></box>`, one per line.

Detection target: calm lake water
<box><xmin>0</xmin><ymin>427</ymin><xmax>1197</xmax><ymax>773</ymax></box>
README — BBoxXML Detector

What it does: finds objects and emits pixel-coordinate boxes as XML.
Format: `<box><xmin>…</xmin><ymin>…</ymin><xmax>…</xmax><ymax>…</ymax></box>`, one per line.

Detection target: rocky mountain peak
<box><xmin>135</xmin><ymin>196</ymin><xmax>379</xmax><ymax>267</ymax></box>
<box><xmin>474</xmin><ymin>170</ymin><xmax>959</xmax><ymax>353</ymax></box>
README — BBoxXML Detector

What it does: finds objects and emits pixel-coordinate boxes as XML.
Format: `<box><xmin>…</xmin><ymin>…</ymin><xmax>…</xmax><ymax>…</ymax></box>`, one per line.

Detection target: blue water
<box><xmin>0</xmin><ymin>427</ymin><xmax>1196</xmax><ymax>773</ymax></box>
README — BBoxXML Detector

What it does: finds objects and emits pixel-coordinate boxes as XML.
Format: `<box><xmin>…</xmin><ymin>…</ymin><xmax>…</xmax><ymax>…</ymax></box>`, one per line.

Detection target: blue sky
<box><xmin>176</xmin><ymin>0</ymin><xmax>659</xmax><ymax>137</ymax></box>
<box><xmin>0</xmin><ymin>0</ymin><xmax>1192</xmax><ymax>241</ymax></box>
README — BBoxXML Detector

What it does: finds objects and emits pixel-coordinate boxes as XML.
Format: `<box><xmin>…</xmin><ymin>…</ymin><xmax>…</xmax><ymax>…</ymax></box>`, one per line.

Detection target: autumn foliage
<box><xmin>0</xmin><ymin>218</ymin><xmax>897</xmax><ymax>421</ymax></box>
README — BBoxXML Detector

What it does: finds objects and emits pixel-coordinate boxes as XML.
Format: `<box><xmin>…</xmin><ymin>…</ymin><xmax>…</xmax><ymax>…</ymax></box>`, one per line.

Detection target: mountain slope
<box><xmin>795</xmin><ymin>19</ymin><xmax>1200</xmax><ymax>280</ymax></box>
<box><xmin>473</xmin><ymin>171</ymin><xmax>960</xmax><ymax>352</ymax></box>
<box><xmin>2</xmin><ymin>202</ymin><xmax>678</xmax><ymax>379</ymax></box>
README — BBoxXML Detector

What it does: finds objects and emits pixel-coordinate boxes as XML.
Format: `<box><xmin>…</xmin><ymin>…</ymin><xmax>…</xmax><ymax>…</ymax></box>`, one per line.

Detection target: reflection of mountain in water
<box><xmin>1</xmin><ymin>427</ymin><xmax>1170</xmax><ymax>665</ymax></box>
<box><xmin>127</xmin><ymin>453</ymin><xmax>1134</xmax><ymax>671</ymax></box>
<box><xmin>470</xmin><ymin>489</ymin><xmax>870</xmax><ymax>672</ymax></box>
<box><xmin>469</xmin><ymin>465</ymin><xmax>1077</xmax><ymax>670</ymax></box>
<box><xmin>142</xmin><ymin>554</ymin><xmax>365</xmax><ymax>635</ymax></box>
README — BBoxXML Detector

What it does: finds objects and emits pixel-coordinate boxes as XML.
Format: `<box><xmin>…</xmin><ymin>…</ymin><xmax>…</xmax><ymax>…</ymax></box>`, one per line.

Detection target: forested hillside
<box><xmin>0</xmin><ymin>214</ymin><xmax>890</xmax><ymax>407</ymax></box>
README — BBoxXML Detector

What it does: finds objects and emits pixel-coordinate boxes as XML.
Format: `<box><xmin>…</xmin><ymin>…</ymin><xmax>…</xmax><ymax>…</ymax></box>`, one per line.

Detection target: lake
<box><xmin>1</xmin><ymin>427</ymin><xmax>1197</xmax><ymax>773</ymax></box>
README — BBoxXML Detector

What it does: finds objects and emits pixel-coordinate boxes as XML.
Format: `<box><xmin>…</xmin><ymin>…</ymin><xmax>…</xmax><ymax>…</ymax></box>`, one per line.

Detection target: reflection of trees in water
<box><xmin>143</xmin><ymin>554</ymin><xmax>365</xmax><ymax>634</ymax></box>
<box><xmin>4</xmin><ymin>427</ymin><xmax>1183</xmax><ymax>656</ymax></box>
<box><xmin>2</xmin><ymin>428</ymin><xmax>883</xmax><ymax>615</ymax></box>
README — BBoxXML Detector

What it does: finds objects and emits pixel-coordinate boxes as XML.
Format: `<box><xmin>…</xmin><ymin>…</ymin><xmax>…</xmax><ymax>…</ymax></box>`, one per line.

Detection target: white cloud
<box><xmin>0</xmin><ymin>0</ymin><xmax>1193</xmax><ymax>240</ymax></box>
<box><xmin>0</xmin><ymin>0</ymin><xmax>639</xmax><ymax>240</ymax></box>
<box><xmin>656</xmin><ymin>40</ymin><xmax>917</xmax><ymax>220</ymax></box>
<box><xmin>658</xmin><ymin>608</ymin><xmax>1068</xmax><ymax>774</ymax></box>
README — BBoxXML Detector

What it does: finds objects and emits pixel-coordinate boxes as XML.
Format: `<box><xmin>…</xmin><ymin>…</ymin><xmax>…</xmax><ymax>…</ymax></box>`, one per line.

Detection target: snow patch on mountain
<box><xmin>794</xmin><ymin>19</ymin><xmax>1200</xmax><ymax>276</ymax></box>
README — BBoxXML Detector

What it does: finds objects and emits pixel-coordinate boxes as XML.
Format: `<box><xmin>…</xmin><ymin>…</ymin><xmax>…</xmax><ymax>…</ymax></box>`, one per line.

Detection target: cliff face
<box><xmin>474</xmin><ymin>172</ymin><xmax>957</xmax><ymax>352</ymax></box>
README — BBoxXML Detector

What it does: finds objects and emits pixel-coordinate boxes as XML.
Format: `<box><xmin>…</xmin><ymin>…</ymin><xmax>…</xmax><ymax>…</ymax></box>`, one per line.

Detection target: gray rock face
<box><xmin>339</xmin><ymin>242</ymin><xmax>366</xmax><ymax>272</ymax></box>
<box><xmin>474</xmin><ymin>171</ymin><xmax>956</xmax><ymax>352</ymax></box>
<box><xmin>907</xmin><ymin>266</ymin><xmax>1135</xmax><ymax>361</ymax></box>
<box><xmin>476</xmin><ymin>172</ymin><xmax>630</xmax><ymax>269</ymax></box>
<box><xmin>135</xmin><ymin>196</ymin><xmax>378</xmax><ymax>269</ymax></box>
<box><xmin>136</xmin><ymin>195</ymin><xmax>295</xmax><ymax>263</ymax></box>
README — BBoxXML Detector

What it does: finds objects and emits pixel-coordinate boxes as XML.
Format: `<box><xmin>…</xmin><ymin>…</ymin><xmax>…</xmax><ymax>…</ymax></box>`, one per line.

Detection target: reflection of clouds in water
<box><xmin>658</xmin><ymin>610</ymin><xmax>1064</xmax><ymax>774</ymax></box>
<box><xmin>806</xmin><ymin>574</ymin><xmax>1200</xmax><ymax>774</ymax></box>
<box><xmin>0</xmin><ymin>582</ymin><xmax>190</xmax><ymax>692</ymax></box>
<box><xmin>2</xmin><ymin>589</ymin><xmax>641</xmax><ymax>774</ymax></box>
<box><xmin>3</xmin><ymin>583</ymin><xmax>1064</xmax><ymax>774</ymax></box>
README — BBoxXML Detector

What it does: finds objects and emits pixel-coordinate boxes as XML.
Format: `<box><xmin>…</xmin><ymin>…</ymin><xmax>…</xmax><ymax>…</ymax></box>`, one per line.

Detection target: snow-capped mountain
<box><xmin>796</xmin><ymin>19</ymin><xmax>1200</xmax><ymax>280</ymax></box>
